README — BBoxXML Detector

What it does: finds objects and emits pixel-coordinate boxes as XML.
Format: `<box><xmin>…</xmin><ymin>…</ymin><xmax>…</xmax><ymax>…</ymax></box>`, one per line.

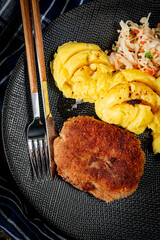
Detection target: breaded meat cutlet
<box><xmin>54</xmin><ymin>116</ymin><xmax>145</xmax><ymax>202</ymax></box>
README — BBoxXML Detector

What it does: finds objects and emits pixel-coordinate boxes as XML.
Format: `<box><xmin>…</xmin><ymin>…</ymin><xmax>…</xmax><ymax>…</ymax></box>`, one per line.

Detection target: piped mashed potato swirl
<box><xmin>50</xmin><ymin>42</ymin><xmax>114</xmax><ymax>103</ymax></box>
<box><xmin>95</xmin><ymin>80</ymin><xmax>160</xmax><ymax>154</ymax></box>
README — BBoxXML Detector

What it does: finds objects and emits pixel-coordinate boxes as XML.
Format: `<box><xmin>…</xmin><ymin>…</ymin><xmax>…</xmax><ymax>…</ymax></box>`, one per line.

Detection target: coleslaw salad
<box><xmin>107</xmin><ymin>13</ymin><xmax>160</xmax><ymax>77</ymax></box>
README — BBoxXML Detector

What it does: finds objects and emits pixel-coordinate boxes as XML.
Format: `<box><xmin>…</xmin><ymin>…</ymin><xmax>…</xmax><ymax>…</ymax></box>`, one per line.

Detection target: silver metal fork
<box><xmin>20</xmin><ymin>0</ymin><xmax>49</xmax><ymax>178</ymax></box>
<box><xmin>27</xmin><ymin>93</ymin><xmax>49</xmax><ymax>178</ymax></box>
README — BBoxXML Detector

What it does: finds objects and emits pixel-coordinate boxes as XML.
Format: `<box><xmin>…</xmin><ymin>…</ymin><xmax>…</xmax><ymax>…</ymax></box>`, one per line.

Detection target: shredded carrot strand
<box><xmin>140</xmin><ymin>41</ymin><xmax>146</xmax><ymax>45</ymax></box>
<box><xmin>117</xmin><ymin>57</ymin><xmax>121</xmax><ymax>64</ymax></box>
<box><xmin>145</xmin><ymin>69</ymin><xmax>157</xmax><ymax>75</ymax></box>
<box><xmin>139</xmin><ymin>48</ymin><xmax>144</xmax><ymax>53</ymax></box>
<box><xmin>133</xmin><ymin>30</ymin><xmax>139</xmax><ymax>34</ymax></box>
<box><xmin>134</xmin><ymin>65</ymin><xmax>138</xmax><ymax>69</ymax></box>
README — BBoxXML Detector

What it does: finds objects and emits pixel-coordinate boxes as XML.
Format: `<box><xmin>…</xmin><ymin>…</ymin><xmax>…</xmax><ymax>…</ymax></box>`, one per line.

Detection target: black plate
<box><xmin>2</xmin><ymin>0</ymin><xmax>160</xmax><ymax>239</ymax></box>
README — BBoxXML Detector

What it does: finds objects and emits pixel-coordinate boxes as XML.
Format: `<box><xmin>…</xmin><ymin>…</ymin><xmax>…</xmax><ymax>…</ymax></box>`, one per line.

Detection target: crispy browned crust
<box><xmin>54</xmin><ymin>116</ymin><xmax>145</xmax><ymax>202</ymax></box>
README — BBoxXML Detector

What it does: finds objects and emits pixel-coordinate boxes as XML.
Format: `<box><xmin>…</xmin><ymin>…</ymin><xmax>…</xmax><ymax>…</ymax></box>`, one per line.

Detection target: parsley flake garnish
<box><xmin>145</xmin><ymin>52</ymin><xmax>153</xmax><ymax>59</ymax></box>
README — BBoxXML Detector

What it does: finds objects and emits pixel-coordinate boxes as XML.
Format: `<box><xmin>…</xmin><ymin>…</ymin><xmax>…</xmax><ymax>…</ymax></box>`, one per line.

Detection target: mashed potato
<box><xmin>110</xmin><ymin>69</ymin><xmax>160</xmax><ymax>95</ymax></box>
<box><xmin>50</xmin><ymin>42</ymin><xmax>114</xmax><ymax>102</ymax></box>
<box><xmin>95</xmin><ymin>70</ymin><xmax>160</xmax><ymax>154</ymax></box>
<box><xmin>95</xmin><ymin>82</ymin><xmax>160</xmax><ymax>134</ymax></box>
<box><xmin>51</xmin><ymin>41</ymin><xmax>160</xmax><ymax>154</ymax></box>
<box><xmin>148</xmin><ymin>110</ymin><xmax>160</xmax><ymax>154</ymax></box>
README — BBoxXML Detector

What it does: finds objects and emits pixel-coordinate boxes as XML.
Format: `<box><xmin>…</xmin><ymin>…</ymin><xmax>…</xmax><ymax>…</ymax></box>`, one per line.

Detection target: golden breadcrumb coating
<box><xmin>54</xmin><ymin>116</ymin><xmax>145</xmax><ymax>202</ymax></box>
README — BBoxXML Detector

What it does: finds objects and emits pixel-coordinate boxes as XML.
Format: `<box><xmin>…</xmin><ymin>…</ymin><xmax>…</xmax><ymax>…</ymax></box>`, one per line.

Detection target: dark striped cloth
<box><xmin>0</xmin><ymin>0</ymin><xmax>93</xmax><ymax>239</ymax></box>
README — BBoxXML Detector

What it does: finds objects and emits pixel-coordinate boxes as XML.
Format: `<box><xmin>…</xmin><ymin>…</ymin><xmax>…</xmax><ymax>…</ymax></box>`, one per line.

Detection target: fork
<box><xmin>27</xmin><ymin>101</ymin><xmax>49</xmax><ymax>178</ymax></box>
<box><xmin>20</xmin><ymin>0</ymin><xmax>49</xmax><ymax>178</ymax></box>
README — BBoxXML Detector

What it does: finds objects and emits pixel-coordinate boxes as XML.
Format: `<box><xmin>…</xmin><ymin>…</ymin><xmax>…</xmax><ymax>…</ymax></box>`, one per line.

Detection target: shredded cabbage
<box><xmin>107</xmin><ymin>13</ymin><xmax>160</xmax><ymax>77</ymax></box>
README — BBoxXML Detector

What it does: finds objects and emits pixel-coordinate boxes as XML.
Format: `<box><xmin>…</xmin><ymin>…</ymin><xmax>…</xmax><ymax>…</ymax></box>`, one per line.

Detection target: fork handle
<box><xmin>31</xmin><ymin>0</ymin><xmax>50</xmax><ymax>117</ymax></box>
<box><xmin>20</xmin><ymin>0</ymin><xmax>37</xmax><ymax>94</ymax></box>
<box><xmin>31</xmin><ymin>0</ymin><xmax>47</xmax><ymax>83</ymax></box>
<box><xmin>20</xmin><ymin>0</ymin><xmax>40</xmax><ymax>118</ymax></box>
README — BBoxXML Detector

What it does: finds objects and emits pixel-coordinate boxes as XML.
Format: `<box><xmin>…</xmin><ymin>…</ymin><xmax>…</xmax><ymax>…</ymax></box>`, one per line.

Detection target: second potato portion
<box><xmin>95</xmin><ymin>82</ymin><xmax>160</xmax><ymax>134</ymax></box>
<box><xmin>50</xmin><ymin>42</ymin><xmax>114</xmax><ymax>103</ymax></box>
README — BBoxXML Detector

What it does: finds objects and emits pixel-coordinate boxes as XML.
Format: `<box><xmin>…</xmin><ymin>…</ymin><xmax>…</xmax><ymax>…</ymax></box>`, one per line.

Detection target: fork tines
<box><xmin>28</xmin><ymin>138</ymin><xmax>49</xmax><ymax>179</ymax></box>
